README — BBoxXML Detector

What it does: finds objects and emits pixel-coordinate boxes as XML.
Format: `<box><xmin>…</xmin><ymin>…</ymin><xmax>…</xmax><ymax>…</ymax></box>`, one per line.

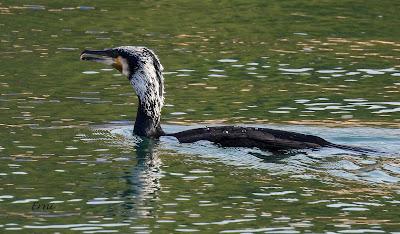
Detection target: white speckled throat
<box><xmin>126</xmin><ymin>48</ymin><xmax>164</xmax><ymax>121</ymax></box>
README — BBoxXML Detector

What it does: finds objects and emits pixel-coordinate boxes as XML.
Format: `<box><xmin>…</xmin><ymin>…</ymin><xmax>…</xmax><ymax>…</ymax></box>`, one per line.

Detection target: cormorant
<box><xmin>80</xmin><ymin>46</ymin><xmax>374</xmax><ymax>153</ymax></box>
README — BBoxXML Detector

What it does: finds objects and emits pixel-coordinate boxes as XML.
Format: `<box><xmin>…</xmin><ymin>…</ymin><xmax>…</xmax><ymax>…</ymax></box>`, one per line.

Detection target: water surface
<box><xmin>0</xmin><ymin>0</ymin><xmax>399</xmax><ymax>233</ymax></box>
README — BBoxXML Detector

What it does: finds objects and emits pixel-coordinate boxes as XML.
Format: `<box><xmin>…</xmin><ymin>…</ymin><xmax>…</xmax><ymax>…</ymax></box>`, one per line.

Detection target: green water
<box><xmin>0</xmin><ymin>1</ymin><xmax>400</xmax><ymax>233</ymax></box>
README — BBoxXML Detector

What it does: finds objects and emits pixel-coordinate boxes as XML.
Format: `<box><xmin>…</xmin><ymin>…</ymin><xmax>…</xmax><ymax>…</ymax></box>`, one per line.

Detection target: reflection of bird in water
<box><xmin>80</xmin><ymin>46</ymin><xmax>375</xmax><ymax>153</ymax></box>
<box><xmin>122</xmin><ymin>139</ymin><xmax>162</xmax><ymax>217</ymax></box>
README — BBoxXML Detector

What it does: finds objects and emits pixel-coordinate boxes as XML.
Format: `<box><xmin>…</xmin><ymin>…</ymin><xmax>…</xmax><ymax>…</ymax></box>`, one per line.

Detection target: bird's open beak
<box><xmin>80</xmin><ymin>49</ymin><xmax>115</xmax><ymax>64</ymax></box>
<box><xmin>80</xmin><ymin>49</ymin><xmax>123</xmax><ymax>72</ymax></box>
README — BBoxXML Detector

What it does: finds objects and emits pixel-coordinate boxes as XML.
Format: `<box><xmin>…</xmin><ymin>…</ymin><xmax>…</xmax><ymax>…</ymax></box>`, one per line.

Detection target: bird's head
<box><xmin>80</xmin><ymin>46</ymin><xmax>164</xmax><ymax>118</ymax></box>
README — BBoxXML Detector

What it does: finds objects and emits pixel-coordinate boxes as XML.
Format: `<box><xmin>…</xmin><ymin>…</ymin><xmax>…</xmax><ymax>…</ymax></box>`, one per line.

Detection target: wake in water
<box><xmin>79</xmin><ymin>122</ymin><xmax>400</xmax><ymax>184</ymax></box>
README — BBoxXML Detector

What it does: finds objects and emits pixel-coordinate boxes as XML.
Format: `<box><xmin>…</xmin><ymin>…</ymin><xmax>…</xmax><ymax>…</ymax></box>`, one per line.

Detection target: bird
<box><xmin>80</xmin><ymin>46</ymin><xmax>376</xmax><ymax>153</ymax></box>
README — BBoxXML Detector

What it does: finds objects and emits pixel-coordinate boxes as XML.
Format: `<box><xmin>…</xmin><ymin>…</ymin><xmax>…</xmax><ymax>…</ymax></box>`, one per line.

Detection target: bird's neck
<box><xmin>134</xmin><ymin>99</ymin><xmax>164</xmax><ymax>138</ymax></box>
<box><xmin>128</xmin><ymin>56</ymin><xmax>164</xmax><ymax>138</ymax></box>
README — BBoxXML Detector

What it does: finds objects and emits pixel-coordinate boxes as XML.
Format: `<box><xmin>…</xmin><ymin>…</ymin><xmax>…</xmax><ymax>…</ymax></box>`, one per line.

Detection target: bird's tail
<box><xmin>327</xmin><ymin>143</ymin><xmax>381</xmax><ymax>154</ymax></box>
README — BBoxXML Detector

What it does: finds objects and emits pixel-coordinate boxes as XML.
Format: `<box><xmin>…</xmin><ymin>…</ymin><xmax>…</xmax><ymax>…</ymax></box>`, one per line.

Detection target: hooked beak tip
<box><xmin>80</xmin><ymin>52</ymin><xmax>94</xmax><ymax>61</ymax></box>
<box><xmin>80</xmin><ymin>50</ymin><xmax>92</xmax><ymax>61</ymax></box>
<box><xmin>80</xmin><ymin>49</ymin><xmax>91</xmax><ymax>59</ymax></box>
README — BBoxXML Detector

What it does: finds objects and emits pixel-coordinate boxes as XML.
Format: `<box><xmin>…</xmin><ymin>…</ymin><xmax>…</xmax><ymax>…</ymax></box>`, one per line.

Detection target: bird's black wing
<box><xmin>166</xmin><ymin>126</ymin><xmax>377</xmax><ymax>153</ymax></box>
